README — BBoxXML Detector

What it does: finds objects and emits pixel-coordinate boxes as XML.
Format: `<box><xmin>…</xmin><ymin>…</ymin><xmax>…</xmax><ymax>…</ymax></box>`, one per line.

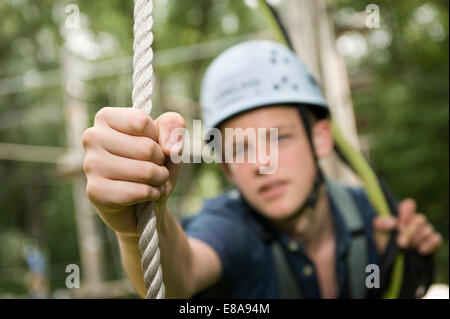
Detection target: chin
<box><xmin>259</xmin><ymin>199</ymin><xmax>299</xmax><ymax>221</ymax></box>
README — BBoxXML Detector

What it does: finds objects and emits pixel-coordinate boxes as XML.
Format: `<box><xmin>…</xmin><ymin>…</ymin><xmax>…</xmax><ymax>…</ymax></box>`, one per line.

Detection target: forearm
<box><xmin>116</xmin><ymin>205</ymin><xmax>196</xmax><ymax>299</ymax></box>
<box><xmin>116</xmin><ymin>232</ymin><xmax>147</xmax><ymax>298</ymax></box>
<box><xmin>158</xmin><ymin>205</ymin><xmax>197</xmax><ymax>298</ymax></box>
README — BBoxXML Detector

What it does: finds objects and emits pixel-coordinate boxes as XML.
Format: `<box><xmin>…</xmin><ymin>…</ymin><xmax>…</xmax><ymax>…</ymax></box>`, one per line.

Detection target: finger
<box><xmin>94</xmin><ymin>107</ymin><xmax>159</xmax><ymax>140</ymax></box>
<box><xmin>373</xmin><ymin>216</ymin><xmax>397</xmax><ymax>232</ymax></box>
<box><xmin>87</xmin><ymin>126</ymin><xmax>165</xmax><ymax>165</ymax></box>
<box><xmin>418</xmin><ymin>234</ymin><xmax>443</xmax><ymax>256</ymax></box>
<box><xmin>85</xmin><ymin>149</ymin><xmax>169</xmax><ymax>186</ymax></box>
<box><xmin>397</xmin><ymin>198</ymin><xmax>416</xmax><ymax>229</ymax></box>
<box><xmin>86</xmin><ymin>176</ymin><xmax>163</xmax><ymax>212</ymax></box>
<box><xmin>397</xmin><ymin>214</ymin><xmax>427</xmax><ymax>249</ymax></box>
<box><xmin>411</xmin><ymin>224</ymin><xmax>434</xmax><ymax>248</ymax></box>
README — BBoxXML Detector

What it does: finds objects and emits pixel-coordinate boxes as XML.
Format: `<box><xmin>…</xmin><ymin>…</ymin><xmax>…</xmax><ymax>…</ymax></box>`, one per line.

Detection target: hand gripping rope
<box><xmin>132</xmin><ymin>0</ymin><xmax>165</xmax><ymax>299</ymax></box>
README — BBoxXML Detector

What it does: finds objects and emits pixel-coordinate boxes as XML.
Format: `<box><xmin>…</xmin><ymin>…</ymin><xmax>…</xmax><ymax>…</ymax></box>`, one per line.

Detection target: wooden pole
<box><xmin>61</xmin><ymin>32</ymin><xmax>104</xmax><ymax>290</ymax></box>
<box><xmin>283</xmin><ymin>0</ymin><xmax>360</xmax><ymax>184</ymax></box>
<box><xmin>0</xmin><ymin>143</ymin><xmax>67</xmax><ymax>163</ymax></box>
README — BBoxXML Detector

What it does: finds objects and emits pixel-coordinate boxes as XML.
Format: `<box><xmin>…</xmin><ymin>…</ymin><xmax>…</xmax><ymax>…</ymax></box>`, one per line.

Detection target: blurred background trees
<box><xmin>0</xmin><ymin>0</ymin><xmax>448</xmax><ymax>297</ymax></box>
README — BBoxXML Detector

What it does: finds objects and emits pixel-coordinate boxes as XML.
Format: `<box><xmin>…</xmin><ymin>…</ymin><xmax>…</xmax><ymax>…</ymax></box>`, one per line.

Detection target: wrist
<box><xmin>156</xmin><ymin>203</ymin><xmax>170</xmax><ymax>235</ymax></box>
<box><xmin>116</xmin><ymin>231</ymin><xmax>140</xmax><ymax>251</ymax></box>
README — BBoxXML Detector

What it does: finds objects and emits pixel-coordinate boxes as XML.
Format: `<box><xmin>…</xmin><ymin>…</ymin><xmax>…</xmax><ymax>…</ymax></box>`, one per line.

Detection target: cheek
<box><xmin>279</xmin><ymin>140</ymin><xmax>314</xmax><ymax>171</ymax></box>
<box><xmin>228</xmin><ymin>163</ymin><xmax>253</xmax><ymax>182</ymax></box>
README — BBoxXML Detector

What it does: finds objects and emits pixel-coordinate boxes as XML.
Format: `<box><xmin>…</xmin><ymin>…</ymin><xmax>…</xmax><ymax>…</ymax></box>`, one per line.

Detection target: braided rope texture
<box><xmin>132</xmin><ymin>0</ymin><xmax>165</xmax><ymax>299</ymax></box>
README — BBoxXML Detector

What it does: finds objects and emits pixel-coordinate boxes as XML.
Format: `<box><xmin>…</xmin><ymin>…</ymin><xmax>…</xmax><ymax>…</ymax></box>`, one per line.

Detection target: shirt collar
<box><xmin>239</xmin><ymin>184</ymin><xmax>352</xmax><ymax>258</ymax></box>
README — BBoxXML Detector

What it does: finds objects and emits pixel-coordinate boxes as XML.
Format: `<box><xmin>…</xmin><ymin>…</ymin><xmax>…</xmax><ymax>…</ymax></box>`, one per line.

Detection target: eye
<box><xmin>277</xmin><ymin>134</ymin><xmax>291</xmax><ymax>141</ymax></box>
<box><xmin>234</xmin><ymin>143</ymin><xmax>249</xmax><ymax>155</ymax></box>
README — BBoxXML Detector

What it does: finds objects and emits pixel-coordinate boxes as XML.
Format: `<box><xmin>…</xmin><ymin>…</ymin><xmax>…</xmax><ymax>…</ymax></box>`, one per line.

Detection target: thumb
<box><xmin>155</xmin><ymin>112</ymin><xmax>186</xmax><ymax>156</ymax></box>
<box><xmin>155</xmin><ymin>112</ymin><xmax>185</xmax><ymax>195</ymax></box>
<box><xmin>373</xmin><ymin>216</ymin><xmax>397</xmax><ymax>255</ymax></box>
<box><xmin>373</xmin><ymin>216</ymin><xmax>397</xmax><ymax>232</ymax></box>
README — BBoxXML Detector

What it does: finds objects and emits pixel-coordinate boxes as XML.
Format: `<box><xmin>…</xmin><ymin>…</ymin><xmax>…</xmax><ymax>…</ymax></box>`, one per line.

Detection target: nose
<box><xmin>253</xmin><ymin>156</ymin><xmax>271</xmax><ymax>176</ymax></box>
<box><xmin>252</xmin><ymin>141</ymin><xmax>279</xmax><ymax>176</ymax></box>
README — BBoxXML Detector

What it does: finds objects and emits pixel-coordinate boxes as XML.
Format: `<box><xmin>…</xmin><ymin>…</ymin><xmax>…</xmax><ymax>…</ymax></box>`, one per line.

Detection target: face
<box><xmin>220</xmin><ymin>105</ymin><xmax>332</xmax><ymax>221</ymax></box>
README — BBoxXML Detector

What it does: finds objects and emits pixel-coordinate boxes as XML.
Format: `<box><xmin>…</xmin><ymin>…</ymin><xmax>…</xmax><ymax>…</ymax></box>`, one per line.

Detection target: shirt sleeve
<box><xmin>181</xmin><ymin>204</ymin><xmax>251</xmax><ymax>295</ymax></box>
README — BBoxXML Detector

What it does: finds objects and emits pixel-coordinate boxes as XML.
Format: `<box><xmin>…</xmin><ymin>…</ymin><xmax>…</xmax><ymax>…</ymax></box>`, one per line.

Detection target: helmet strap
<box><xmin>278</xmin><ymin>106</ymin><xmax>325</xmax><ymax>222</ymax></box>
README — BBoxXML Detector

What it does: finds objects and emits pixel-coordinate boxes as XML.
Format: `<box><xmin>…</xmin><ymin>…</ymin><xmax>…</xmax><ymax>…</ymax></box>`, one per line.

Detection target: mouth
<box><xmin>258</xmin><ymin>180</ymin><xmax>289</xmax><ymax>199</ymax></box>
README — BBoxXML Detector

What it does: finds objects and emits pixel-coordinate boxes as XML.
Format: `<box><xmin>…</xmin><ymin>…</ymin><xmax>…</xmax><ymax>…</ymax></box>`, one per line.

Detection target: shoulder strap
<box><xmin>272</xmin><ymin>180</ymin><xmax>370</xmax><ymax>299</ymax></box>
<box><xmin>326</xmin><ymin>179</ymin><xmax>369</xmax><ymax>299</ymax></box>
<box><xmin>271</xmin><ymin>241</ymin><xmax>304</xmax><ymax>299</ymax></box>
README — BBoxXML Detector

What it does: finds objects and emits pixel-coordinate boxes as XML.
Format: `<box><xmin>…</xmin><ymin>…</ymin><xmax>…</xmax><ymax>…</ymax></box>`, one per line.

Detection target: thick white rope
<box><xmin>132</xmin><ymin>0</ymin><xmax>165</xmax><ymax>299</ymax></box>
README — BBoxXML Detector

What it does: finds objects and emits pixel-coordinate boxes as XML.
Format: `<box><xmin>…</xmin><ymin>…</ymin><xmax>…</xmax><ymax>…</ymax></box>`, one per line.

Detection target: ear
<box><xmin>312</xmin><ymin>119</ymin><xmax>334</xmax><ymax>159</ymax></box>
<box><xmin>219</xmin><ymin>162</ymin><xmax>235</xmax><ymax>184</ymax></box>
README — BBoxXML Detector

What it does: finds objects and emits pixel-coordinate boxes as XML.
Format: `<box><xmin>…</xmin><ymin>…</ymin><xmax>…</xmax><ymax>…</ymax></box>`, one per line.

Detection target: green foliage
<box><xmin>335</xmin><ymin>0</ymin><xmax>449</xmax><ymax>282</ymax></box>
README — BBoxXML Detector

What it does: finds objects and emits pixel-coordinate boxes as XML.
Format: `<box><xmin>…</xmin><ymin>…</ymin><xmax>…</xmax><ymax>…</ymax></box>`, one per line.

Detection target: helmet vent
<box><xmin>270</xmin><ymin>49</ymin><xmax>279</xmax><ymax>64</ymax></box>
<box><xmin>307</xmin><ymin>73</ymin><xmax>316</xmax><ymax>85</ymax></box>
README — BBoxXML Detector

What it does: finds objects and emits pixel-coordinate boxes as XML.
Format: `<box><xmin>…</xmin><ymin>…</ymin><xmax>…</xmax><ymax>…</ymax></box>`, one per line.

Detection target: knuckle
<box><xmin>154</xmin><ymin>166</ymin><xmax>169</xmax><ymax>184</ymax></box>
<box><xmin>138</xmin><ymin>184</ymin><xmax>154</xmax><ymax>200</ymax></box>
<box><xmin>94</xmin><ymin>107</ymin><xmax>109</xmax><ymax>124</ymax></box>
<box><xmin>162</xmin><ymin>166</ymin><xmax>170</xmax><ymax>180</ymax></box>
<box><xmin>82</xmin><ymin>157</ymin><xmax>90</xmax><ymax>174</ymax></box>
<box><xmin>83</xmin><ymin>154</ymin><xmax>93</xmax><ymax>174</ymax></box>
<box><xmin>86</xmin><ymin>179</ymin><xmax>100</xmax><ymax>202</ymax></box>
<box><xmin>83</xmin><ymin>153</ymin><xmax>99</xmax><ymax>174</ymax></box>
<box><xmin>140</xmin><ymin>139</ymin><xmax>155</xmax><ymax>160</ymax></box>
<box><xmin>82</xmin><ymin>127</ymin><xmax>96</xmax><ymax>148</ymax></box>
<box><xmin>131</xmin><ymin>109</ymin><xmax>150</xmax><ymax>133</ymax></box>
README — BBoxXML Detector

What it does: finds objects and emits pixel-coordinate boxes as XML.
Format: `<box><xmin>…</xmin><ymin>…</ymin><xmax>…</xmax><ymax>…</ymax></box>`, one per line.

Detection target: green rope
<box><xmin>257</xmin><ymin>0</ymin><xmax>290</xmax><ymax>47</ymax></box>
<box><xmin>331</xmin><ymin>123</ymin><xmax>390</xmax><ymax>217</ymax></box>
<box><xmin>332</xmin><ymin>123</ymin><xmax>404</xmax><ymax>299</ymax></box>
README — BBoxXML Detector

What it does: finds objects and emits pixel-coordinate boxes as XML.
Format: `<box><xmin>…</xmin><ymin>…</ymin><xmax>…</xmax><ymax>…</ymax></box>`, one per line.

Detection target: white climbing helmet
<box><xmin>200</xmin><ymin>40</ymin><xmax>329</xmax><ymax>133</ymax></box>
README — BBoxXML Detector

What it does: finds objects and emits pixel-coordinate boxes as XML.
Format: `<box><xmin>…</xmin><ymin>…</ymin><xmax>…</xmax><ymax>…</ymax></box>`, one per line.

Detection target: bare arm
<box><xmin>115</xmin><ymin>206</ymin><xmax>222</xmax><ymax>298</ymax></box>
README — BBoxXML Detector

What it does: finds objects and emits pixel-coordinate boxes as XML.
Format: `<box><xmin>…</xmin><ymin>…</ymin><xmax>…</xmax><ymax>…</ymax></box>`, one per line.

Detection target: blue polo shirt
<box><xmin>181</xmin><ymin>184</ymin><xmax>381</xmax><ymax>299</ymax></box>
